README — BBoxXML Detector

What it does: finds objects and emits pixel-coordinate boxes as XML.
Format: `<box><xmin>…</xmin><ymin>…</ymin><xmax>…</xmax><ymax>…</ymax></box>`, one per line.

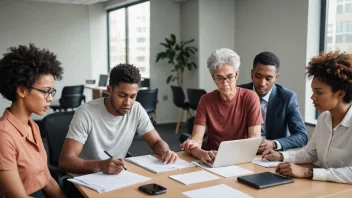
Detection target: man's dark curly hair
<box><xmin>307</xmin><ymin>51</ymin><xmax>352</xmax><ymax>103</ymax></box>
<box><xmin>253</xmin><ymin>51</ymin><xmax>280</xmax><ymax>71</ymax></box>
<box><xmin>0</xmin><ymin>44</ymin><xmax>63</xmax><ymax>102</ymax></box>
<box><xmin>109</xmin><ymin>63</ymin><xmax>141</xmax><ymax>87</ymax></box>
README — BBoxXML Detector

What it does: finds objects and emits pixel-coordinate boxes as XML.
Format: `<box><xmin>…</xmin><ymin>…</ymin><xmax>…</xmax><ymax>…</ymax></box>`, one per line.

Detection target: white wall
<box><xmin>181</xmin><ymin>0</ymin><xmax>199</xmax><ymax>91</ymax></box>
<box><xmin>0</xmin><ymin>0</ymin><xmax>107</xmax><ymax>119</ymax></box>
<box><xmin>235</xmin><ymin>0</ymin><xmax>310</xmax><ymax>120</ymax></box>
<box><xmin>88</xmin><ymin>2</ymin><xmax>108</xmax><ymax>102</ymax></box>
<box><xmin>150</xmin><ymin>0</ymin><xmax>181</xmax><ymax>124</ymax></box>
<box><xmin>198</xmin><ymin>0</ymin><xmax>235</xmax><ymax>92</ymax></box>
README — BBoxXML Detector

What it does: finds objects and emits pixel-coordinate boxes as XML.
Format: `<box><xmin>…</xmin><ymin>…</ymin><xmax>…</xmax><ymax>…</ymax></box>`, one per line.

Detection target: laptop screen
<box><xmin>98</xmin><ymin>74</ymin><xmax>108</xmax><ymax>87</ymax></box>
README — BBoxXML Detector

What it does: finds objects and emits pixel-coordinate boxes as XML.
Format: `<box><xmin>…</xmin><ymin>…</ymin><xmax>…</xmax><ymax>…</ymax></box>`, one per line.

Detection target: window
<box><xmin>137</xmin><ymin>37</ymin><xmax>146</xmax><ymax>43</ymax></box>
<box><xmin>322</xmin><ymin>0</ymin><xmax>352</xmax><ymax>54</ymax></box>
<box><xmin>337</xmin><ymin>0</ymin><xmax>352</xmax><ymax>13</ymax></box>
<box><xmin>108</xmin><ymin>1</ymin><xmax>150</xmax><ymax>78</ymax></box>
<box><xmin>311</xmin><ymin>0</ymin><xmax>352</xmax><ymax>121</ymax></box>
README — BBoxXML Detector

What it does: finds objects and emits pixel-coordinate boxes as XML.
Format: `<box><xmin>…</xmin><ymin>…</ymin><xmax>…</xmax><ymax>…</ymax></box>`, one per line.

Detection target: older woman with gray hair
<box><xmin>181</xmin><ymin>48</ymin><xmax>263</xmax><ymax>166</ymax></box>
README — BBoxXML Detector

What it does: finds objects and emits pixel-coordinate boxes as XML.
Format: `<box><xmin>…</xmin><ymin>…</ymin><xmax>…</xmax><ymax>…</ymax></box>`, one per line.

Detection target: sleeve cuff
<box><xmin>312</xmin><ymin>168</ymin><xmax>327</xmax><ymax>181</ymax></box>
<box><xmin>281</xmin><ymin>151</ymin><xmax>292</xmax><ymax>162</ymax></box>
<box><xmin>274</xmin><ymin>140</ymin><xmax>282</xmax><ymax>150</ymax></box>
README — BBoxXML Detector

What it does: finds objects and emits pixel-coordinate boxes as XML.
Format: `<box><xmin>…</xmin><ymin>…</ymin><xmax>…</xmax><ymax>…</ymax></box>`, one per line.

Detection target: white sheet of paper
<box><xmin>169</xmin><ymin>170</ymin><xmax>219</xmax><ymax>185</ymax></box>
<box><xmin>183</xmin><ymin>184</ymin><xmax>253</xmax><ymax>198</ymax></box>
<box><xmin>192</xmin><ymin>160</ymin><xmax>253</xmax><ymax>178</ymax></box>
<box><xmin>70</xmin><ymin>170</ymin><xmax>150</xmax><ymax>193</ymax></box>
<box><xmin>126</xmin><ymin>155</ymin><xmax>195</xmax><ymax>173</ymax></box>
<box><xmin>252</xmin><ymin>158</ymin><xmax>281</xmax><ymax>168</ymax></box>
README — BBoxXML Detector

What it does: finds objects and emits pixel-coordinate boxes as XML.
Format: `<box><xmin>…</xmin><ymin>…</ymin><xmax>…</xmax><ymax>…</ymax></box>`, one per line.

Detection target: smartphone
<box><xmin>138</xmin><ymin>183</ymin><xmax>167</xmax><ymax>195</ymax></box>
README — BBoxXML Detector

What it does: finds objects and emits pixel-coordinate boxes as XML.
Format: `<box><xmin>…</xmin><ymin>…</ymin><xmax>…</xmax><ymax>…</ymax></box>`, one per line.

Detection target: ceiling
<box><xmin>22</xmin><ymin>0</ymin><xmax>110</xmax><ymax>5</ymax></box>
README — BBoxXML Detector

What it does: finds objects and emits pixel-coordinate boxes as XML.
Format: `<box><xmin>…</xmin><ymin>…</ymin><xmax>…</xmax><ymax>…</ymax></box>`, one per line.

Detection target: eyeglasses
<box><xmin>27</xmin><ymin>86</ymin><xmax>57</xmax><ymax>99</ymax></box>
<box><xmin>214</xmin><ymin>75</ymin><xmax>236</xmax><ymax>84</ymax></box>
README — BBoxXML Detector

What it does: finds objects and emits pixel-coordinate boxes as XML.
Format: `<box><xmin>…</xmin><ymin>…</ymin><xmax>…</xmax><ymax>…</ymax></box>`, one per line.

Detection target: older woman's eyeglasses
<box><xmin>214</xmin><ymin>76</ymin><xmax>236</xmax><ymax>84</ymax></box>
<box><xmin>27</xmin><ymin>86</ymin><xmax>57</xmax><ymax>99</ymax></box>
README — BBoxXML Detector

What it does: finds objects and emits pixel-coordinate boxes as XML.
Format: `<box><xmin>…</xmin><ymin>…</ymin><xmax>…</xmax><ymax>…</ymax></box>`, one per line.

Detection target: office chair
<box><xmin>42</xmin><ymin>111</ymin><xmax>75</xmax><ymax>189</ymax></box>
<box><xmin>50</xmin><ymin>85</ymin><xmax>85</xmax><ymax>112</ymax></box>
<box><xmin>179</xmin><ymin>116</ymin><xmax>208</xmax><ymax>144</ymax></box>
<box><xmin>102</xmin><ymin>90</ymin><xmax>109</xmax><ymax>97</ymax></box>
<box><xmin>170</xmin><ymin>85</ymin><xmax>192</xmax><ymax>134</ymax></box>
<box><xmin>136</xmin><ymin>88</ymin><xmax>158</xmax><ymax>123</ymax></box>
<box><xmin>85</xmin><ymin>79</ymin><xmax>96</xmax><ymax>85</ymax></box>
<box><xmin>187</xmin><ymin>88</ymin><xmax>207</xmax><ymax>111</ymax></box>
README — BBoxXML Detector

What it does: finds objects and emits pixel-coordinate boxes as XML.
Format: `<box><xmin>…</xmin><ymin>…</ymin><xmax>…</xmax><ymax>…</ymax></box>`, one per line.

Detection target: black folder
<box><xmin>237</xmin><ymin>172</ymin><xmax>294</xmax><ymax>189</ymax></box>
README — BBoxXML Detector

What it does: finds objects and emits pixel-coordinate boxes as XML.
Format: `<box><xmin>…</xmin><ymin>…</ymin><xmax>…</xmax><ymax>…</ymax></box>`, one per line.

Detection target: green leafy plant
<box><xmin>156</xmin><ymin>34</ymin><xmax>198</xmax><ymax>87</ymax></box>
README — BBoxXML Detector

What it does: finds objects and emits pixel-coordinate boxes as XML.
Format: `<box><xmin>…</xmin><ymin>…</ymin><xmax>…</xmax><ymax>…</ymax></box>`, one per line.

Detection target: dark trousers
<box><xmin>29</xmin><ymin>189</ymin><xmax>47</xmax><ymax>198</ymax></box>
<box><xmin>65</xmin><ymin>181</ymin><xmax>85</xmax><ymax>198</ymax></box>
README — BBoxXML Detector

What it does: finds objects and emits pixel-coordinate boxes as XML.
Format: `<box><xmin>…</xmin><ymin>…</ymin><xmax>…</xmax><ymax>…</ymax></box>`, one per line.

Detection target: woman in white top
<box><xmin>262</xmin><ymin>51</ymin><xmax>352</xmax><ymax>184</ymax></box>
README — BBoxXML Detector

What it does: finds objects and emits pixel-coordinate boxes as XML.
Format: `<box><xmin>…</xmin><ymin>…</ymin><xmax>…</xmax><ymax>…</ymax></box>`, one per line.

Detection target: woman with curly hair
<box><xmin>262</xmin><ymin>51</ymin><xmax>352</xmax><ymax>184</ymax></box>
<box><xmin>0</xmin><ymin>44</ymin><xmax>65</xmax><ymax>197</ymax></box>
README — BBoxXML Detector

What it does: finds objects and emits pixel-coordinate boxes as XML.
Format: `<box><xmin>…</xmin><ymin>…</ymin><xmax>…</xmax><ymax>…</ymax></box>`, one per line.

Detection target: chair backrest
<box><xmin>98</xmin><ymin>74</ymin><xmax>108</xmax><ymax>87</ymax></box>
<box><xmin>59</xmin><ymin>85</ymin><xmax>84</xmax><ymax>109</ymax></box>
<box><xmin>61</xmin><ymin>85</ymin><xmax>84</xmax><ymax>97</ymax></box>
<box><xmin>42</xmin><ymin>111</ymin><xmax>75</xmax><ymax>167</ymax></box>
<box><xmin>171</xmin><ymin>85</ymin><xmax>186</xmax><ymax>108</ymax></box>
<box><xmin>136</xmin><ymin>88</ymin><xmax>158</xmax><ymax>113</ymax></box>
<box><xmin>85</xmin><ymin>79</ymin><xmax>96</xmax><ymax>84</ymax></box>
<box><xmin>102</xmin><ymin>90</ymin><xmax>109</xmax><ymax>97</ymax></box>
<box><xmin>187</xmin><ymin>88</ymin><xmax>207</xmax><ymax>110</ymax></box>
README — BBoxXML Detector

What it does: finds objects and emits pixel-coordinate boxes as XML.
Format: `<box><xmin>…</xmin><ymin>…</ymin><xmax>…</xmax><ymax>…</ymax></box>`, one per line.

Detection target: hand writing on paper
<box><xmin>161</xmin><ymin>150</ymin><xmax>178</xmax><ymax>164</ymax></box>
<box><xmin>99</xmin><ymin>158</ymin><xmax>126</xmax><ymax>174</ymax></box>
<box><xmin>180</xmin><ymin>139</ymin><xmax>200</xmax><ymax>154</ymax></box>
<box><xmin>276</xmin><ymin>162</ymin><xmax>310</xmax><ymax>179</ymax></box>
<box><xmin>257</xmin><ymin>139</ymin><xmax>275</xmax><ymax>154</ymax></box>
<box><xmin>199</xmin><ymin>150</ymin><xmax>217</xmax><ymax>167</ymax></box>
<box><xmin>262</xmin><ymin>149</ymin><xmax>283</xmax><ymax>161</ymax></box>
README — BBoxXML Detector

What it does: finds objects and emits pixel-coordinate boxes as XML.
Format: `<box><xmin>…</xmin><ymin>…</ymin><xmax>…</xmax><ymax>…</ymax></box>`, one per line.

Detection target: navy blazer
<box><xmin>238</xmin><ymin>82</ymin><xmax>308</xmax><ymax>150</ymax></box>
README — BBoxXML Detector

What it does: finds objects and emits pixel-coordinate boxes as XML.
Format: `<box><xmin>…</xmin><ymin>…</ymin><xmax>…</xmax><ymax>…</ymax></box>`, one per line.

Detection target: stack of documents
<box><xmin>192</xmin><ymin>160</ymin><xmax>253</xmax><ymax>178</ymax></box>
<box><xmin>126</xmin><ymin>155</ymin><xmax>196</xmax><ymax>173</ymax></box>
<box><xmin>68</xmin><ymin>170</ymin><xmax>150</xmax><ymax>193</ymax></box>
<box><xmin>169</xmin><ymin>170</ymin><xmax>219</xmax><ymax>185</ymax></box>
<box><xmin>252</xmin><ymin>158</ymin><xmax>281</xmax><ymax>168</ymax></box>
<box><xmin>183</xmin><ymin>184</ymin><xmax>253</xmax><ymax>198</ymax></box>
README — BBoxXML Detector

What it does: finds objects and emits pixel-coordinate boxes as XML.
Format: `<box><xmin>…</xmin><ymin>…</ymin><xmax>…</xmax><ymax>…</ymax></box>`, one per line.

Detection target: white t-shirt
<box><xmin>66</xmin><ymin>98</ymin><xmax>154</xmax><ymax>160</ymax></box>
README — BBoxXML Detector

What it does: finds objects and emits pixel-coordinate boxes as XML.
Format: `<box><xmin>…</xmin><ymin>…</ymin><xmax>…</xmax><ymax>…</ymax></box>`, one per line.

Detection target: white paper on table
<box><xmin>169</xmin><ymin>170</ymin><xmax>219</xmax><ymax>185</ymax></box>
<box><xmin>69</xmin><ymin>170</ymin><xmax>150</xmax><ymax>193</ymax></box>
<box><xmin>183</xmin><ymin>184</ymin><xmax>253</xmax><ymax>198</ymax></box>
<box><xmin>192</xmin><ymin>160</ymin><xmax>253</xmax><ymax>178</ymax></box>
<box><xmin>126</xmin><ymin>155</ymin><xmax>195</xmax><ymax>173</ymax></box>
<box><xmin>252</xmin><ymin>158</ymin><xmax>281</xmax><ymax>168</ymax></box>
<box><xmin>68</xmin><ymin>178</ymin><xmax>105</xmax><ymax>193</ymax></box>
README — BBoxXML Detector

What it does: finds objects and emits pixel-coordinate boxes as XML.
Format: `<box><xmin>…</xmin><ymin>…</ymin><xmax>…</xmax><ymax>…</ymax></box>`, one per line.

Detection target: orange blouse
<box><xmin>0</xmin><ymin>109</ymin><xmax>48</xmax><ymax>196</ymax></box>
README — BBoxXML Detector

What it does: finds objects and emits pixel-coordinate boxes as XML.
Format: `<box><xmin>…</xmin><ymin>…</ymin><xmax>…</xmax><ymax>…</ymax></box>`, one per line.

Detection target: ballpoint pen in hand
<box><xmin>104</xmin><ymin>150</ymin><xmax>127</xmax><ymax>170</ymax></box>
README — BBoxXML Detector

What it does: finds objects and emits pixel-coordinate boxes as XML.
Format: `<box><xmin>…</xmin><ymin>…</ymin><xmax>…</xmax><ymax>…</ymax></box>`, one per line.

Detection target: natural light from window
<box><xmin>108</xmin><ymin>1</ymin><xmax>150</xmax><ymax>78</ymax></box>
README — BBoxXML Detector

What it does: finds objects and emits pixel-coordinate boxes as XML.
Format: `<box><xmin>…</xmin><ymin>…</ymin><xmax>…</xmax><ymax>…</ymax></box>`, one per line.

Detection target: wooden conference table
<box><xmin>76</xmin><ymin>152</ymin><xmax>352</xmax><ymax>198</ymax></box>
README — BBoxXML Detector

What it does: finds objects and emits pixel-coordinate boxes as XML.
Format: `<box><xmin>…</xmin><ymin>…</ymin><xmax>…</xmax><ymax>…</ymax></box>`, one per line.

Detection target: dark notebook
<box><xmin>237</xmin><ymin>172</ymin><xmax>294</xmax><ymax>189</ymax></box>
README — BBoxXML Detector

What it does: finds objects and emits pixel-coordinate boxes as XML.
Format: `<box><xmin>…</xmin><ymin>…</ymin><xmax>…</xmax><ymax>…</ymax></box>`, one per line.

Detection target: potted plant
<box><xmin>156</xmin><ymin>34</ymin><xmax>198</xmax><ymax>87</ymax></box>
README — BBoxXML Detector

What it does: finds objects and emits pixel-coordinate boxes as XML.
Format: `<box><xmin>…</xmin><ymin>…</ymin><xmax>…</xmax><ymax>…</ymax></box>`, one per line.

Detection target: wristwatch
<box><xmin>308</xmin><ymin>168</ymin><xmax>314</xmax><ymax>179</ymax></box>
<box><xmin>272</xmin><ymin>141</ymin><xmax>277</xmax><ymax>150</ymax></box>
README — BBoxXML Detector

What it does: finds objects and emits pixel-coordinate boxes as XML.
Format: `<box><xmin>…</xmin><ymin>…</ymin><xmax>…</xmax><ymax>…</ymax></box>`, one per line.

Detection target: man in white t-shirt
<box><xmin>59</xmin><ymin>63</ymin><xmax>178</xmax><ymax>175</ymax></box>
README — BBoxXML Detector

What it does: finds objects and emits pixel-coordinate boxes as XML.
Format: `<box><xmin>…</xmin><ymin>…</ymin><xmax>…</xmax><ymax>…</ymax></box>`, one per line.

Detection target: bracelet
<box><xmin>273</xmin><ymin>141</ymin><xmax>277</xmax><ymax>150</ymax></box>
<box><xmin>308</xmin><ymin>168</ymin><xmax>314</xmax><ymax>179</ymax></box>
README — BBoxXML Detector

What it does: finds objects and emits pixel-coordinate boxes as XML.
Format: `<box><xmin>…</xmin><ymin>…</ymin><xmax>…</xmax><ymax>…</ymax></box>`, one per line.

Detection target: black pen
<box><xmin>104</xmin><ymin>150</ymin><xmax>127</xmax><ymax>170</ymax></box>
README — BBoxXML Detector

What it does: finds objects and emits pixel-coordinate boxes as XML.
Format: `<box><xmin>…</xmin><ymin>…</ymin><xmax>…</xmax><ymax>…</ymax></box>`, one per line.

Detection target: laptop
<box><xmin>211</xmin><ymin>137</ymin><xmax>262</xmax><ymax>168</ymax></box>
<box><xmin>237</xmin><ymin>172</ymin><xmax>294</xmax><ymax>189</ymax></box>
<box><xmin>98</xmin><ymin>74</ymin><xmax>108</xmax><ymax>87</ymax></box>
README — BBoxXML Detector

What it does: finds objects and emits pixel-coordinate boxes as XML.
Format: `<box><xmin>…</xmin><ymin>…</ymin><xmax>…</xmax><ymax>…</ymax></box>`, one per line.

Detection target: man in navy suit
<box><xmin>238</xmin><ymin>52</ymin><xmax>307</xmax><ymax>153</ymax></box>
